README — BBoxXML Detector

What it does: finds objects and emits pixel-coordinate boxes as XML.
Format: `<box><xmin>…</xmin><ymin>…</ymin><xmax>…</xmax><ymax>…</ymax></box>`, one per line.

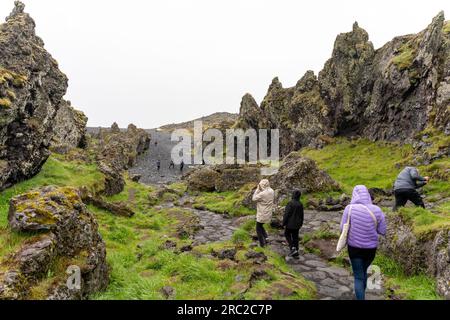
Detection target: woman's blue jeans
<box><xmin>350</xmin><ymin>257</ymin><xmax>373</xmax><ymax>300</ymax></box>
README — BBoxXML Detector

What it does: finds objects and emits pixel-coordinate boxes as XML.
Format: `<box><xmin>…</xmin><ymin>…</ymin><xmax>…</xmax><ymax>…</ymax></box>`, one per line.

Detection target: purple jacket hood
<box><xmin>350</xmin><ymin>185</ymin><xmax>373</xmax><ymax>205</ymax></box>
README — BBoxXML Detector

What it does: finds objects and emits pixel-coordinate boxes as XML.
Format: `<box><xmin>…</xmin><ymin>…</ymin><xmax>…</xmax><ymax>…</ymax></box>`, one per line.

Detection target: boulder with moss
<box><xmin>240</xmin><ymin>153</ymin><xmax>340</xmax><ymax>209</ymax></box>
<box><xmin>379</xmin><ymin>213</ymin><xmax>449</xmax><ymax>299</ymax></box>
<box><xmin>0</xmin><ymin>186</ymin><xmax>108</xmax><ymax>300</ymax></box>
<box><xmin>270</xmin><ymin>152</ymin><xmax>341</xmax><ymax>197</ymax></box>
<box><xmin>184</xmin><ymin>164</ymin><xmax>261</xmax><ymax>193</ymax></box>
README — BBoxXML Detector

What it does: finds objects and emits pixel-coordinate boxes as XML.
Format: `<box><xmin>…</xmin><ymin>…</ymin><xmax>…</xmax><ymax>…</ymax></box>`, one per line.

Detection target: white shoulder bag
<box><xmin>364</xmin><ymin>205</ymin><xmax>378</xmax><ymax>228</ymax></box>
<box><xmin>336</xmin><ymin>205</ymin><xmax>352</xmax><ymax>252</ymax></box>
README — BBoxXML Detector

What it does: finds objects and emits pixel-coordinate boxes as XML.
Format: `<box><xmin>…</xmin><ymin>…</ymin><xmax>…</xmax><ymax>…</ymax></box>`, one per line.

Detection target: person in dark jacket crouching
<box><xmin>283</xmin><ymin>190</ymin><xmax>304</xmax><ymax>259</ymax></box>
<box><xmin>393</xmin><ymin>166</ymin><xmax>429</xmax><ymax>211</ymax></box>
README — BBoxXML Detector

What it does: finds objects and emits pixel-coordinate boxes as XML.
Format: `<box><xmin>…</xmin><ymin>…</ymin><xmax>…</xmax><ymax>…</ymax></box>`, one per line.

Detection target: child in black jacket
<box><xmin>283</xmin><ymin>190</ymin><xmax>304</xmax><ymax>259</ymax></box>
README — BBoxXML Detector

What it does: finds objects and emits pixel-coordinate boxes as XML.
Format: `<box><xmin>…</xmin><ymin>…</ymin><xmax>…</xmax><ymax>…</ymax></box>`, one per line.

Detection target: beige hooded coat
<box><xmin>252</xmin><ymin>179</ymin><xmax>275</xmax><ymax>224</ymax></box>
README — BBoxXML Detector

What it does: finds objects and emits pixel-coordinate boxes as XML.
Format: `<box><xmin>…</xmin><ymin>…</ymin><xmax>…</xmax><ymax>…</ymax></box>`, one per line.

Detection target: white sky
<box><xmin>1</xmin><ymin>0</ymin><xmax>449</xmax><ymax>128</ymax></box>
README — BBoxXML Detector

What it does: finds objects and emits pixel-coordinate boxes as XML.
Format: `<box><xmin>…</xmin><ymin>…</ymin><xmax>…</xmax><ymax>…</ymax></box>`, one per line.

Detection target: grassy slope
<box><xmin>192</xmin><ymin>184</ymin><xmax>256</xmax><ymax>217</ymax></box>
<box><xmin>92</xmin><ymin>181</ymin><xmax>315</xmax><ymax>300</ymax></box>
<box><xmin>301</xmin><ymin>137</ymin><xmax>449</xmax><ymax>299</ymax></box>
<box><xmin>372</xmin><ymin>254</ymin><xmax>442</xmax><ymax>300</ymax></box>
<box><xmin>301</xmin><ymin>137</ymin><xmax>449</xmax><ymax>217</ymax></box>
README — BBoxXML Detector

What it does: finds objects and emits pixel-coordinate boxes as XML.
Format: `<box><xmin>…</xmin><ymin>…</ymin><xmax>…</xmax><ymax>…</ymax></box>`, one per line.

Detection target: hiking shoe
<box><xmin>289</xmin><ymin>248</ymin><xmax>300</xmax><ymax>257</ymax></box>
<box><xmin>288</xmin><ymin>248</ymin><xmax>297</xmax><ymax>257</ymax></box>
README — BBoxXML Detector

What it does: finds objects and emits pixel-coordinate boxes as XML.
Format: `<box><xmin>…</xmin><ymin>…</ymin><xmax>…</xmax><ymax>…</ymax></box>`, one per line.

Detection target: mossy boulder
<box><xmin>184</xmin><ymin>164</ymin><xmax>261</xmax><ymax>193</ymax></box>
<box><xmin>184</xmin><ymin>167</ymin><xmax>220</xmax><ymax>192</ymax></box>
<box><xmin>270</xmin><ymin>152</ymin><xmax>341</xmax><ymax>198</ymax></box>
<box><xmin>379</xmin><ymin>213</ymin><xmax>450</xmax><ymax>299</ymax></box>
<box><xmin>1</xmin><ymin>186</ymin><xmax>109</xmax><ymax>300</ymax></box>
<box><xmin>8</xmin><ymin>186</ymin><xmax>81</xmax><ymax>232</ymax></box>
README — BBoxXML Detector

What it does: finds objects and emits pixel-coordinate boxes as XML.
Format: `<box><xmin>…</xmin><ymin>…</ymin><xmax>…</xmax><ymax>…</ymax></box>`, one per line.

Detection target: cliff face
<box><xmin>0</xmin><ymin>2</ymin><xmax>87</xmax><ymax>190</ymax></box>
<box><xmin>237</xmin><ymin>12</ymin><xmax>450</xmax><ymax>156</ymax></box>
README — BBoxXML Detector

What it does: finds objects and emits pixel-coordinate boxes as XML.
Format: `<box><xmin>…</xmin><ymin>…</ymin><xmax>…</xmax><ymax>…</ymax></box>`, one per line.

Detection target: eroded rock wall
<box><xmin>237</xmin><ymin>13</ymin><xmax>450</xmax><ymax>156</ymax></box>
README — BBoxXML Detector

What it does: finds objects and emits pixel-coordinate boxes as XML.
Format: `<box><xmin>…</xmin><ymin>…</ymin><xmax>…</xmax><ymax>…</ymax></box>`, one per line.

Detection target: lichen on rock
<box><xmin>1</xmin><ymin>186</ymin><xmax>109</xmax><ymax>300</ymax></box>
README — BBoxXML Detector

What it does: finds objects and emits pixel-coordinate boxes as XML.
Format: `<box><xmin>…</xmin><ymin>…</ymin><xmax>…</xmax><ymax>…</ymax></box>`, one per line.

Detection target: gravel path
<box><xmin>129</xmin><ymin>130</ymin><xmax>191</xmax><ymax>185</ymax></box>
<box><xmin>192</xmin><ymin>209</ymin><xmax>237</xmax><ymax>245</ymax></box>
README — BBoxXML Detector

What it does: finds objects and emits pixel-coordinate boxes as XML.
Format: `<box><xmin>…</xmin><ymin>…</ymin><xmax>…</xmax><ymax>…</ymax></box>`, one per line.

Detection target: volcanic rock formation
<box><xmin>237</xmin><ymin>13</ymin><xmax>450</xmax><ymax>156</ymax></box>
<box><xmin>0</xmin><ymin>1</ymin><xmax>87</xmax><ymax>190</ymax></box>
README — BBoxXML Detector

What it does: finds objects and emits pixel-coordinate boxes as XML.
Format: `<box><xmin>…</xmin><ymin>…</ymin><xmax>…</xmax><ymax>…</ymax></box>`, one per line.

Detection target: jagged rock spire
<box><xmin>7</xmin><ymin>1</ymin><xmax>25</xmax><ymax>20</ymax></box>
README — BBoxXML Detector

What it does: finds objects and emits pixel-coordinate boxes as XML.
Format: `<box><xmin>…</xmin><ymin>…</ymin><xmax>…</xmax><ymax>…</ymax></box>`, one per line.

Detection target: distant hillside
<box><xmin>159</xmin><ymin>112</ymin><xmax>238</xmax><ymax>132</ymax></box>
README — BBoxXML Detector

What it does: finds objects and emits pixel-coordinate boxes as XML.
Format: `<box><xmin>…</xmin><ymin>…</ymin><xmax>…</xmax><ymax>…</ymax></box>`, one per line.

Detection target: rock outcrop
<box><xmin>0</xmin><ymin>1</ymin><xmax>88</xmax><ymax>190</ymax></box>
<box><xmin>0</xmin><ymin>186</ymin><xmax>108</xmax><ymax>300</ymax></box>
<box><xmin>94</xmin><ymin>123</ymin><xmax>150</xmax><ymax>196</ymax></box>
<box><xmin>237</xmin><ymin>13</ymin><xmax>450</xmax><ymax>156</ymax></box>
<box><xmin>379</xmin><ymin>214</ymin><xmax>449</xmax><ymax>299</ymax></box>
<box><xmin>183</xmin><ymin>164</ymin><xmax>261</xmax><ymax>193</ymax></box>
<box><xmin>241</xmin><ymin>153</ymin><xmax>341</xmax><ymax>208</ymax></box>
<box><xmin>50</xmin><ymin>101</ymin><xmax>88</xmax><ymax>153</ymax></box>
<box><xmin>270</xmin><ymin>152</ymin><xmax>341</xmax><ymax>197</ymax></box>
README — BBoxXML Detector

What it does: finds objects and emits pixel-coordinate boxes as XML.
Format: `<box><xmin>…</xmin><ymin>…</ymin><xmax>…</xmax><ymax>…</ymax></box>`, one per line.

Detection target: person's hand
<box><xmin>424</xmin><ymin>176</ymin><xmax>430</xmax><ymax>183</ymax></box>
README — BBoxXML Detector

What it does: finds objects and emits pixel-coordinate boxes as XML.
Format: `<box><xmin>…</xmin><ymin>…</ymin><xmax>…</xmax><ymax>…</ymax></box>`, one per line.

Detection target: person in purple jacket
<box><xmin>340</xmin><ymin>185</ymin><xmax>387</xmax><ymax>300</ymax></box>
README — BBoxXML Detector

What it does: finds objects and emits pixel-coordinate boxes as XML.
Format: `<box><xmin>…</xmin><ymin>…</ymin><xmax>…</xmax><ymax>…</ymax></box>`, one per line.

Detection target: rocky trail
<box><xmin>158</xmin><ymin>195</ymin><xmax>238</xmax><ymax>245</ymax></box>
<box><xmin>129</xmin><ymin>130</ymin><xmax>191</xmax><ymax>186</ymax></box>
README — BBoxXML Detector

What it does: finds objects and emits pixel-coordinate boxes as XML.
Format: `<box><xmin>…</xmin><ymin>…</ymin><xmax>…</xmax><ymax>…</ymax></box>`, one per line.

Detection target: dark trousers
<box><xmin>256</xmin><ymin>222</ymin><xmax>268</xmax><ymax>247</ymax></box>
<box><xmin>348</xmin><ymin>246</ymin><xmax>376</xmax><ymax>300</ymax></box>
<box><xmin>285</xmin><ymin>228</ymin><xmax>300</xmax><ymax>250</ymax></box>
<box><xmin>393</xmin><ymin>189</ymin><xmax>425</xmax><ymax>211</ymax></box>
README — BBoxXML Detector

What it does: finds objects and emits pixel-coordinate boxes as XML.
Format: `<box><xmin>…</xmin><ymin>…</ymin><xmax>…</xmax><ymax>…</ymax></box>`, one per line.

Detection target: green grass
<box><xmin>392</xmin><ymin>43</ymin><xmax>416</xmax><ymax>71</ymax></box>
<box><xmin>167</xmin><ymin>182</ymin><xmax>188</xmax><ymax>195</ymax></box>
<box><xmin>91</xmin><ymin>206</ymin><xmax>240</xmax><ymax>300</ymax></box>
<box><xmin>301</xmin><ymin>137</ymin><xmax>449</xmax><ymax>208</ymax></box>
<box><xmin>232</xmin><ymin>228</ymin><xmax>251</xmax><ymax>245</ymax></box>
<box><xmin>301</xmin><ymin>138</ymin><xmax>413</xmax><ymax>193</ymax></box>
<box><xmin>105</xmin><ymin>176</ymin><xmax>154</xmax><ymax>213</ymax></box>
<box><xmin>192</xmin><ymin>186</ymin><xmax>256</xmax><ymax>217</ymax></box>
<box><xmin>397</xmin><ymin>207</ymin><xmax>450</xmax><ymax>235</ymax></box>
<box><xmin>373</xmin><ymin>254</ymin><xmax>442</xmax><ymax>300</ymax></box>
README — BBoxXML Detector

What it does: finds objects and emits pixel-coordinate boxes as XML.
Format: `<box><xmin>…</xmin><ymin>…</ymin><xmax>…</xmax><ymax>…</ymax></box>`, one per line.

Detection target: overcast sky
<box><xmin>1</xmin><ymin>0</ymin><xmax>449</xmax><ymax>128</ymax></box>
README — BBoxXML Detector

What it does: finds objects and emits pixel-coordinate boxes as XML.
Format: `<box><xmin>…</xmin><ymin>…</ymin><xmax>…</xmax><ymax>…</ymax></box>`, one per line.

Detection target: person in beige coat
<box><xmin>252</xmin><ymin>179</ymin><xmax>275</xmax><ymax>247</ymax></box>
